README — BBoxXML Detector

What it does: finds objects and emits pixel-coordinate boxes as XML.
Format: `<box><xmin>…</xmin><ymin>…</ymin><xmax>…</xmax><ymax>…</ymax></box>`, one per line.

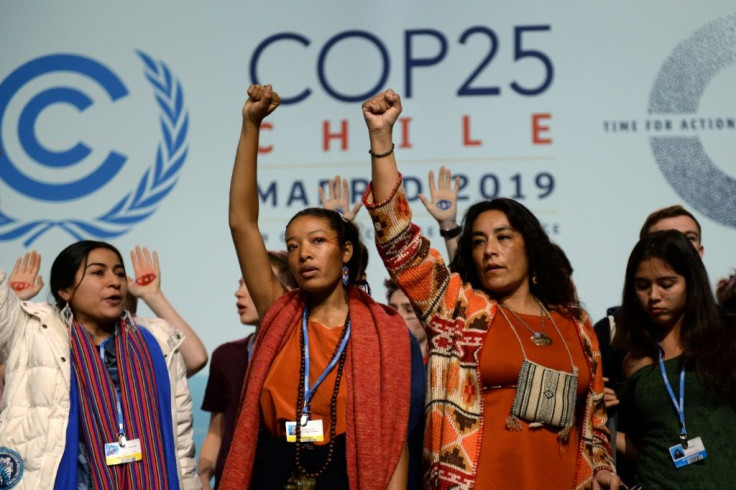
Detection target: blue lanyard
<box><xmin>658</xmin><ymin>349</ymin><xmax>687</xmax><ymax>445</ymax></box>
<box><xmin>300</xmin><ymin>306</ymin><xmax>351</xmax><ymax>425</ymax></box>
<box><xmin>100</xmin><ymin>339</ymin><xmax>127</xmax><ymax>445</ymax></box>
<box><xmin>247</xmin><ymin>334</ymin><xmax>255</xmax><ymax>361</ymax></box>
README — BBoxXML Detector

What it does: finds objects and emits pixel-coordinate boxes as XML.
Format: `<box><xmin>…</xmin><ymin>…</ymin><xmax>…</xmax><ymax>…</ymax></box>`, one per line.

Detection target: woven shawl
<box><xmin>220</xmin><ymin>287</ymin><xmax>411</xmax><ymax>489</ymax></box>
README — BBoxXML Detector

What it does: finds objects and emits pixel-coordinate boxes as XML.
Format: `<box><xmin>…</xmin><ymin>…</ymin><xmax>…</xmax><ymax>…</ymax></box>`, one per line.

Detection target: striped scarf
<box><xmin>69</xmin><ymin>316</ymin><xmax>173</xmax><ymax>489</ymax></box>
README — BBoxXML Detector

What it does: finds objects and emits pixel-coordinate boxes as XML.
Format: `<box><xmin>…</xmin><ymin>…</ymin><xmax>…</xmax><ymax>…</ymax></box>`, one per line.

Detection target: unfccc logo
<box><xmin>0</xmin><ymin>51</ymin><xmax>188</xmax><ymax>244</ymax></box>
<box><xmin>649</xmin><ymin>14</ymin><xmax>736</xmax><ymax>228</ymax></box>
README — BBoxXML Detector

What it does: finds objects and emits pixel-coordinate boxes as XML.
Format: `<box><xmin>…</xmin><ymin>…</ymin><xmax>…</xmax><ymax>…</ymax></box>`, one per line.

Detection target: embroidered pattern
<box><xmin>365</xmin><ymin>182</ymin><xmax>613</xmax><ymax>489</ymax></box>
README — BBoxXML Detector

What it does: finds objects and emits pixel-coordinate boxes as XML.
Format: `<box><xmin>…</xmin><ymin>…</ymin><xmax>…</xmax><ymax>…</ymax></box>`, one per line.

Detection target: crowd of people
<box><xmin>1</xmin><ymin>85</ymin><xmax>734</xmax><ymax>489</ymax></box>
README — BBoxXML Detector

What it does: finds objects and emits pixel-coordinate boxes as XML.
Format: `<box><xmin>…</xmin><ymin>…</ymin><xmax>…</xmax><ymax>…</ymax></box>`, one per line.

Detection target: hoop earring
<box><xmin>532</xmin><ymin>273</ymin><xmax>538</xmax><ymax>285</ymax></box>
<box><xmin>61</xmin><ymin>302</ymin><xmax>74</xmax><ymax>329</ymax></box>
<box><xmin>342</xmin><ymin>265</ymin><xmax>350</xmax><ymax>286</ymax></box>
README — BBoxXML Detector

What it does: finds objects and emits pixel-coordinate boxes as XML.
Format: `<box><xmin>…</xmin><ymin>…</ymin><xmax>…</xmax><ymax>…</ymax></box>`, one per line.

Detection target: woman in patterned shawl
<box><xmin>360</xmin><ymin>89</ymin><xmax>621</xmax><ymax>489</ymax></box>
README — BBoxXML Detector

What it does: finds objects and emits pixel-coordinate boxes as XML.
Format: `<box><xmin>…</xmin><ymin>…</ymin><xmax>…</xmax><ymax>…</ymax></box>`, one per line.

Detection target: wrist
<box><xmin>242</xmin><ymin>117</ymin><xmax>262</xmax><ymax>131</ymax></box>
<box><xmin>439</xmin><ymin>224</ymin><xmax>462</xmax><ymax>239</ymax></box>
<box><xmin>138</xmin><ymin>288</ymin><xmax>164</xmax><ymax>305</ymax></box>
<box><xmin>368</xmin><ymin>129</ymin><xmax>393</xmax><ymax>148</ymax></box>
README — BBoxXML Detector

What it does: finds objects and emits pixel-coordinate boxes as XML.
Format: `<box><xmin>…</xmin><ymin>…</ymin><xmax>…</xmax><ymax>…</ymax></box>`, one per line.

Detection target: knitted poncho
<box><xmin>363</xmin><ymin>178</ymin><xmax>614</xmax><ymax>489</ymax></box>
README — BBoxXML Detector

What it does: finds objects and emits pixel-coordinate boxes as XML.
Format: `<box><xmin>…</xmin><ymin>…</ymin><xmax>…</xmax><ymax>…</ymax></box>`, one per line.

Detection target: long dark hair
<box><xmin>286</xmin><ymin>208</ymin><xmax>365</xmax><ymax>285</ymax></box>
<box><xmin>449</xmin><ymin>198</ymin><xmax>577</xmax><ymax>310</ymax></box>
<box><xmin>50</xmin><ymin>240</ymin><xmax>126</xmax><ymax>309</ymax></box>
<box><xmin>615</xmin><ymin>230</ymin><xmax>736</xmax><ymax>400</ymax></box>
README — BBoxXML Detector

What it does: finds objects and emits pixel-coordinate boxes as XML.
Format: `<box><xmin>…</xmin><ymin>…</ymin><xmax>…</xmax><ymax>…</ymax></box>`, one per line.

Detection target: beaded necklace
<box><xmin>293</xmin><ymin>306</ymin><xmax>350</xmax><ymax>482</ymax></box>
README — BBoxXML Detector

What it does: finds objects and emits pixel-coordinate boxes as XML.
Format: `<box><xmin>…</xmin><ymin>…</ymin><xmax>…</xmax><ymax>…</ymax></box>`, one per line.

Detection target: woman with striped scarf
<box><xmin>0</xmin><ymin>241</ymin><xmax>199</xmax><ymax>489</ymax></box>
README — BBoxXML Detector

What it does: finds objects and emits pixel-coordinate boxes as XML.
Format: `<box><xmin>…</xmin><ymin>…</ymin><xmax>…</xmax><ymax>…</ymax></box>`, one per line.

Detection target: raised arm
<box><xmin>229</xmin><ymin>84</ymin><xmax>287</xmax><ymax>319</ymax></box>
<box><xmin>0</xmin><ymin>269</ymin><xmax>28</xmax><ymax>361</ymax></box>
<box><xmin>9</xmin><ymin>251</ymin><xmax>44</xmax><ymax>301</ymax></box>
<box><xmin>361</xmin><ymin>91</ymin><xmax>457</xmax><ymax>326</ymax></box>
<box><xmin>418</xmin><ymin>166</ymin><xmax>461</xmax><ymax>261</ymax></box>
<box><xmin>127</xmin><ymin>246</ymin><xmax>208</xmax><ymax>376</ymax></box>
<box><xmin>362</xmin><ymin>89</ymin><xmax>402</xmax><ymax>202</ymax></box>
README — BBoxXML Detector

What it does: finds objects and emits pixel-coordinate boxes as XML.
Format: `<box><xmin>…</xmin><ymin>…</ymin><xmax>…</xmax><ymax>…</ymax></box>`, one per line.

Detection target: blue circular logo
<box><xmin>649</xmin><ymin>14</ymin><xmax>736</xmax><ymax>228</ymax></box>
<box><xmin>0</xmin><ymin>447</ymin><xmax>23</xmax><ymax>489</ymax></box>
<box><xmin>0</xmin><ymin>51</ymin><xmax>189</xmax><ymax>245</ymax></box>
<box><xmin>0</xmin><ymin>54</ymin><xmax>128</xmax><ymax>201</ymax></box>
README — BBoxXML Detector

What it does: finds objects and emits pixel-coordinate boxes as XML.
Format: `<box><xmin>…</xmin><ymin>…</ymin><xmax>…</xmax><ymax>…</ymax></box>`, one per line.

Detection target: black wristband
<box><xmin>439</xmin><ymin>225</ymin><xmax>462</xmax><ymax>239</ymax></box>
<box><xmin>368</xmin><ymin>143</ymin><xmax>395</xmax><ymax>158</ymax></box>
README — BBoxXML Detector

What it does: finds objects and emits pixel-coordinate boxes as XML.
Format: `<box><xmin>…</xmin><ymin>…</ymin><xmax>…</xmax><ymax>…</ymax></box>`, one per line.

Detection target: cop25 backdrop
<box><xmin>2</xmin><ymin>1</ymin><xmax>735</xmax><ymax>358</ymax></box>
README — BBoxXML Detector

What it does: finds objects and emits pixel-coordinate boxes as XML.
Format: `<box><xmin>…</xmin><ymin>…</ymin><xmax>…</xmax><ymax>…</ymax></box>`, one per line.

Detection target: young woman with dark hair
<box><xmin>615</xmin><ymin>230</ymin><xmax>736</xmax><ymax>488</ymax></box>
<box><xmin>0</xmin><ymin>240</ymin><xmax>198</xmax><ymax>488</ymax></box>
<box><xmin>219</xmin><ymin>85</ymin><xmax>421</xmax><ymax>490</ymax></box>
<box><xmin>360</xmin><ymin>89</ymin><xmax>620</xmax><ymax>489</ymax></box>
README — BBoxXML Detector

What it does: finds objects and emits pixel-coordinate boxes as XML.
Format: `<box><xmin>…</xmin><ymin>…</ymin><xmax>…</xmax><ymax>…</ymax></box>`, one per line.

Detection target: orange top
<box><xmin>476</xmin><ymin>310</ymin><xmax>591</xmax><ymax>489</ymax></box>
<box><xmin>259</xmin><ymin>316</ymin><xmax>348</xmax><ymax>444</ymax></box>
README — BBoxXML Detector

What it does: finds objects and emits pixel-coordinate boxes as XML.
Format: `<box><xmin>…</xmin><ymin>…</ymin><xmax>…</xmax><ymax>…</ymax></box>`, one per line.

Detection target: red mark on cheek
<box><xmin>135</xmin><ymin>274</ymin><xmax>157</xmax><ymax>286</ymax></box>
<box><xmin>10</xmin><ymin>282</ymin><xmax>30</xmax><ymax>291</ymax></box>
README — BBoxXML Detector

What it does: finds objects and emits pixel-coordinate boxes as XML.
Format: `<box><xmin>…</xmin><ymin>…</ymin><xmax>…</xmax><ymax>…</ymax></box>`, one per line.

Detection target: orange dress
<box><xmin>475</xmin><ymin>310</ymin><xmax>591</xmax><ymax>489</ymax></box>
<box><xmin>259</xmin><ymin>317</ymin><xmax>348</xmax><ymax>444</ymax></box>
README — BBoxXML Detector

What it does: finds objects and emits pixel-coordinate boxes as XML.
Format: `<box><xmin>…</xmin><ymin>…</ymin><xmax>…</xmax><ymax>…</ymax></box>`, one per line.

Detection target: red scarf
<box><xmin>69</xmin><ymin>318</ymin><xmax>172</xmax><ymax>489</ymax></box>
<box><xmin>220</xmin><ymin>288</ymin><xmax>411</xmax><ymax>489</ymax></box>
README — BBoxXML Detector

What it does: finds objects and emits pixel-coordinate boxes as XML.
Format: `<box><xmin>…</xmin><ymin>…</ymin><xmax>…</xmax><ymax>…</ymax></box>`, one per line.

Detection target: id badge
<box><xmin>285</xmin><ymin>419</ymin><xmax>324</xmax><ymax>443</ymax></box>
<box><xmin>669</xmin><ymin>436</ymin><xmax>707</xmax><ymax>468</ymax></box>
<box><xmin>105</xmin><ymin>438</ymin><xmax>143</xmax><ymax>466</ymax></box>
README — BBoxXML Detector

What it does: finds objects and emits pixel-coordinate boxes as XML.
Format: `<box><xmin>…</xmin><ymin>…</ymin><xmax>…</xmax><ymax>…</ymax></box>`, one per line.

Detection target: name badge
<box><xmin>105</xmin><ymin>438</ymin><xmax>143</xmax><ymax>466</ymax></box>
<box><xmin>669</xmin><ymin>436</ymin><xmax>707</xmax><ymax>468</ymax></box>
<box><xmin>285</xmin><ymin>419</ymin><xmax>324</xmax><ymax>443</ymax></box>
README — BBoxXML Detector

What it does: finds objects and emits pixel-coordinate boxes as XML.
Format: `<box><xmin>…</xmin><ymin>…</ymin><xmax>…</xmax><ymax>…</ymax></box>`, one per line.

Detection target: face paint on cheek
<box><xmin>10</xmin><ymin>282</ymin><xmax>30</xmax><ymax>291</ymax></box>
<box><xmin>135</xmin><ymin>274</ymin><xmax>157</xmax><ymax>286</ymax></box>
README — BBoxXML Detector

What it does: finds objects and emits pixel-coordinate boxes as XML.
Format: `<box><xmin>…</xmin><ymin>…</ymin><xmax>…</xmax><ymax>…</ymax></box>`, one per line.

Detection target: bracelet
<box><xmin>368</xmin><ymin>143</ymin><xmax>395</xmax><ymax>158</ymax></box>
<box><xmin>439</xmin><ymin>224</ymin><xmax>462</xmax><ymax>239</ymax></box>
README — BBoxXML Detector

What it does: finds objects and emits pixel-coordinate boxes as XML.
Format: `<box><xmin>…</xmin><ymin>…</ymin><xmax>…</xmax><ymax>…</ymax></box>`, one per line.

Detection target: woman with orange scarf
<box><xmin>219</xmin><ymin>85</ymin><xmax>419</xmax><ymax>489</ymax></box>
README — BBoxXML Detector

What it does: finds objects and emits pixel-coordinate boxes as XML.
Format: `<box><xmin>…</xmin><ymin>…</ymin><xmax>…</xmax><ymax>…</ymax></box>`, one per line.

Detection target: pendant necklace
<box><xmin>499</xmin><ymin>301</ymin><xmax>553</xmax><ymax>347</ymax></box>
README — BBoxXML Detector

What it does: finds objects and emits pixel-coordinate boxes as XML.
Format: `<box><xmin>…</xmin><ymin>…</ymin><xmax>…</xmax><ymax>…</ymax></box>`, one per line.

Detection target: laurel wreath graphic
<box><xmin>0</xmin><ymin>50</ymin><xmax>189</xmax><ymax>246</ymax></box>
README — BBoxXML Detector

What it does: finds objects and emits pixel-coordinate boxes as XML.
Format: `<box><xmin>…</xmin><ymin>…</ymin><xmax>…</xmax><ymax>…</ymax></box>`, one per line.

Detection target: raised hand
<box><xmin>363</xmin><ymin>90</ymin><xmax>402</xmax><ymax>203</ymax></box>
<box><xmin>361</xmin><ymin>88</ymin><xmax>402</xmax><ymax>134</ymax></box>
<box><xmin>127</xmin><ymin>245</ymin><xmax>208</xmax><ymax>376</ymax></box>
<box><xmin>418</xmin><ymin>166</ymin><xmax>460</xmax><ymax>229</ymax></box>
<box><xmin>319</xmin><ymin>175</ymin><xmax>363</xmax><ymax>221</ymax></box>
<box><xmin>127</xmin><ymin>246</ymin><xmax>161</xmax><ymax>299</ymax></box>
<box><xmin>243</xmin><ymin>84</ymin><xmax>281</xmax><ymax>125</ymax></box>
<box><xmin>9</xmin><ymin>250</ymin><xmax>44</xmax><ymax>300</ymax></box>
